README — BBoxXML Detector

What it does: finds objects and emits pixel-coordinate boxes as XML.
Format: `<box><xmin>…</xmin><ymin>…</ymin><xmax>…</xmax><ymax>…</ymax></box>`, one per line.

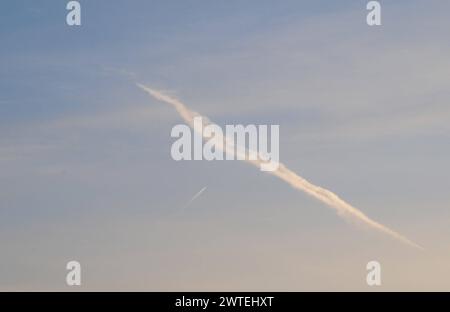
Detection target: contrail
<box><xmin>137</xmin><ymin>83</ymin><xmax>423</xmax><ymax>250</ymax></box>
<box><xmin>182</xmin><ymin>186</ymin><xmax>207</xmax><ymax>210</ymax></box>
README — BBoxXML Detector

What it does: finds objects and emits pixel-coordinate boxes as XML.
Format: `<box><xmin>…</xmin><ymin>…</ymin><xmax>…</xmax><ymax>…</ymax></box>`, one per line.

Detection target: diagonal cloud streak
<box><xmin>137</xmin><ymin>83</ymin><xmax>423</xmax><ymax>250</ymax></box>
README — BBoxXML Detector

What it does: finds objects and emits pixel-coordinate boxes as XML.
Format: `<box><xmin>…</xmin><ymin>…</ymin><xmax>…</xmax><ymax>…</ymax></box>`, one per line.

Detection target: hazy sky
<box><xmin>1</xmin><ymin>0</ymin><xmax>450</xmax><ymax>291</ymax></box>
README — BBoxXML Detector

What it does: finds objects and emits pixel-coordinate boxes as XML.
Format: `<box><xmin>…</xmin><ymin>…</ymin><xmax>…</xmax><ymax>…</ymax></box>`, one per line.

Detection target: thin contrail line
<box><xmin>138</xmin><ymin>83</ymin><xmax>423</xmax><ymax>250</ymax></box>
<box><xmin>182</xmin><ymin>186</ymin><xmax>207</xmax><ymax>210</ymax></box>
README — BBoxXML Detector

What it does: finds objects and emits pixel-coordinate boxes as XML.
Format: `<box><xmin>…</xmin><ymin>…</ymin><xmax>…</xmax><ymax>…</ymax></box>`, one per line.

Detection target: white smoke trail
<box><xmin>138</xmin><ymin>83</ymin><xmax>423</xmax><ymax>250</ymax></box>
<box><xmin>183</xmin><ymin>186</ymin><xmax>207</xmax><ymax>210</ymax></box>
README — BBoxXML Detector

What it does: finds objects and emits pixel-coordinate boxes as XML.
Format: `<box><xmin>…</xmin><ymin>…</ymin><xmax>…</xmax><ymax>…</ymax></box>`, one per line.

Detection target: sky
<box><xmin>1</xmin><ymin>0</ymin><xmax>450</xmax><ymax>291</ymax></box>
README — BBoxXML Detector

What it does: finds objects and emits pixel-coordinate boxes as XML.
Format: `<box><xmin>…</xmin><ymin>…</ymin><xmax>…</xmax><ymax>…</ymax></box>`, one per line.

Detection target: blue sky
<box><xmin>1</xmin><ymin>0</ymin><xmax>450</xmax><ymax>290</ymax></box>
